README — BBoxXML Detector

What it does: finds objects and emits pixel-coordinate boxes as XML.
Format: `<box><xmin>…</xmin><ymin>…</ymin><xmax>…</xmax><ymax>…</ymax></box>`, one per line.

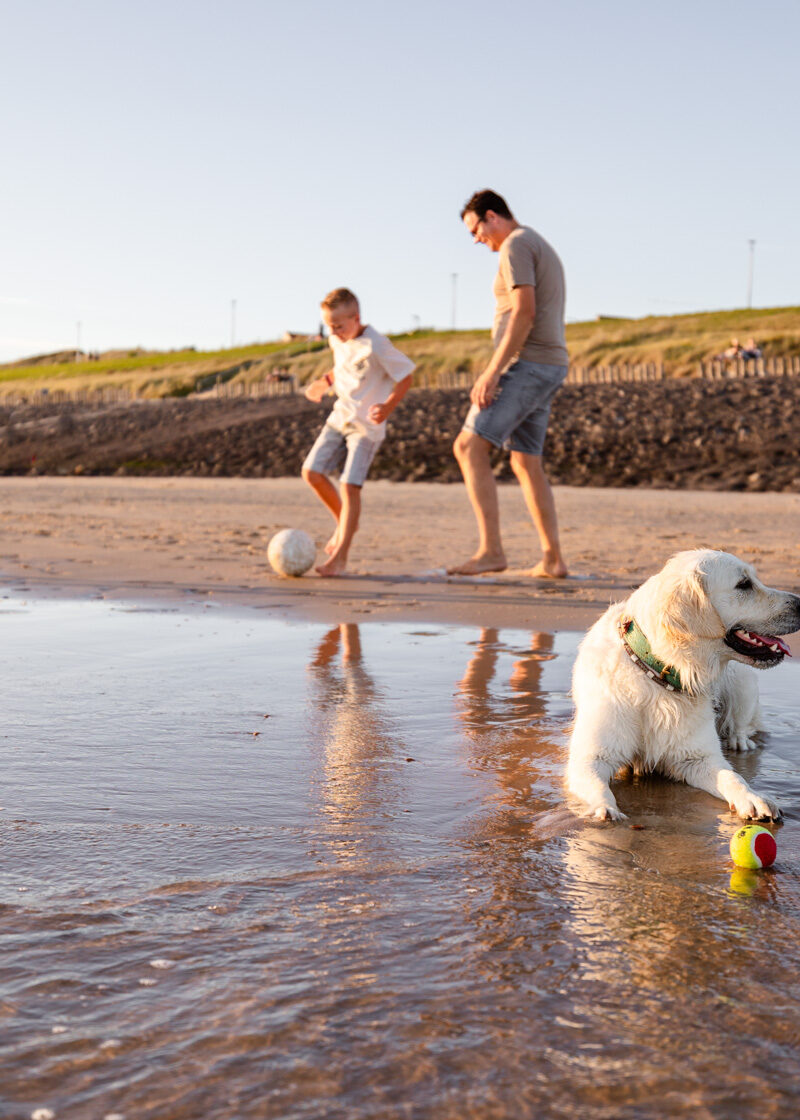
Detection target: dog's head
<box><xmin>629</xmin><ymin>550</ymin><xmax>800</xmax><ymax>687</ymax></box>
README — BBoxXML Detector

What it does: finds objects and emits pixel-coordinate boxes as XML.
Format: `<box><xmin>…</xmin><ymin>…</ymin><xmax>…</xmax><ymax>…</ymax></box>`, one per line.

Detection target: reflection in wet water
<box><xmin>0</xmin><ymin>599</ymin><xmax>799</xmax><ymax>1118</ymax></box>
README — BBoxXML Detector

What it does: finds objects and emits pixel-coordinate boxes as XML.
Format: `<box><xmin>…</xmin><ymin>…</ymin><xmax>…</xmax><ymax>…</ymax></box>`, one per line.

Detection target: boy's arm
<box><xmin>368</xmin><ymin>333</ymin><xmax>415</xmax><ymax>422</ymax></box>
<box><xmin>368</xmin><ymin>373</ymin><xmax>412</xmax><ymax>424</ymax></box>
<box><xmin>304</xmin><ymin>369</ymin><xmax>335</xmax><ymax>403</ymax></box>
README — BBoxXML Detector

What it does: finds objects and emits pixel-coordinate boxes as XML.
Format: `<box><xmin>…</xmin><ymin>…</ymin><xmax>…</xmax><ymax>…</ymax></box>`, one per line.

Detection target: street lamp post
<box><xmin>747</xmin><ymin>240</ymin><xmax>756</xmax><ymax>309</ymax></box>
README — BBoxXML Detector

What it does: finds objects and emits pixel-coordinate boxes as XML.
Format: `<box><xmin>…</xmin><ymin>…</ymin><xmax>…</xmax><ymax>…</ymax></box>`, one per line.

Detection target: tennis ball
<box><xmin>729</xmin><ymin>824</ymin><xmax>777</xmax><ymax>869</ymax></box>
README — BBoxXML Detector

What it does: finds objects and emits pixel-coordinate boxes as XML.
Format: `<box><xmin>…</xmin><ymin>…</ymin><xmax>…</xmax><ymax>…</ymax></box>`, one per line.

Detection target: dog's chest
<box><xmin>632</xmin><ymin>697</ymin><xmax>713</xmax><ymax>771</ymax></box>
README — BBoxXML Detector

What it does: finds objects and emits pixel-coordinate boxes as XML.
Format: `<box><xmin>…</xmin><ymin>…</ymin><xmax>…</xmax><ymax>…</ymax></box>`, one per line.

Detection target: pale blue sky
<box><xmin>2</xmin><ymin>0</ymin><xmax>798</xmax><ymax>361</ymax></box>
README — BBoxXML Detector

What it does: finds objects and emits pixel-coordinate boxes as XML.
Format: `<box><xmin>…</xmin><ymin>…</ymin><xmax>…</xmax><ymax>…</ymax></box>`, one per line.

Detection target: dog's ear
<box><xmin>651</xmin><ymin>566</ymin><xmax>711</xmax><ymax>652</ymax></box>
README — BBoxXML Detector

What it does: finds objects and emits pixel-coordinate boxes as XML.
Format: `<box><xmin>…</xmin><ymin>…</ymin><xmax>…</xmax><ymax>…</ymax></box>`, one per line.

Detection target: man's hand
<box><xmin>368</xmin><ymin>402</ymin><xmax>391</xmax><ymax>424</ymax></box>
<box><xmin>304</xmin><ymin>377</ymin><xmax>330</xmax><ymax>403</ymax></box>
<box><xmin>469</xmin><ymin>284</ymin><xmax>534</xmax><ymax>410</ymax></box>
<box><xmin>470</xmin><ymin>370</ymin><xmax>501</xmax><ymax>410</ymax></box>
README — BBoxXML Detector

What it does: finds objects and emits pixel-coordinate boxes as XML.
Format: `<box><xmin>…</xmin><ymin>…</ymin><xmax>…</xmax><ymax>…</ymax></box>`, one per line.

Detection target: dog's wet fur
<box><xmin>567</xmin><ymin>550</ymin><xmax>800</xmax><ymax>821</ymax></box>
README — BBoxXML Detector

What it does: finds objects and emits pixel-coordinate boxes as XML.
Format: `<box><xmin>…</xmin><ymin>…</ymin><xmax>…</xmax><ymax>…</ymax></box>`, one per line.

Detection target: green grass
<box><xmin>0</xmin><ymin>338</ymin><xmax>326</xmax><ymax>384</ymax></box>
<box><xmin>1</xmin><ymin>307</ymin><xmax>798</xmax><ymax>398</ymax></box>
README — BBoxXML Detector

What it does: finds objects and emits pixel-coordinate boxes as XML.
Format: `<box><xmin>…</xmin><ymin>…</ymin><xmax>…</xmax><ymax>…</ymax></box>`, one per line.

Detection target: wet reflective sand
<box><xmin>1</xmin><ymin>599</ymin><xmax>799</xmax><ymax>1118</ymax></box>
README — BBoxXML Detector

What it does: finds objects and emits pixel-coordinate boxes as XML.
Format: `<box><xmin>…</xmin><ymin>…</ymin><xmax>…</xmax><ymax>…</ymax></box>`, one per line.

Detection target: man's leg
<box><xmin>447</xmin><ymin>429</ymin><xmax>507</xmax><ymax>575</ymax></box>
<box><xmin>509</xmin><ymin>450</ymin><xmax>568</xmax><ymax>578</ymax></box>
<box><xmin>301</xmin><ymin>467</ymin><xmax>343</xmax><ymax>554</ymax></box>
<box><xmin>316</xmin><ymin>482</ymin><xmax>361</xmax><ymax>577</ymax></box>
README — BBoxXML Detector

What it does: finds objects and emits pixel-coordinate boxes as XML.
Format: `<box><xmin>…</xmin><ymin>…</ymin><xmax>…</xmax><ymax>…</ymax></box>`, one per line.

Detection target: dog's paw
<box><xmin>730</xmin><ymin>791</ymin><xmax>782</xmax><ymax>821</ymax></box>
<box><xmin>723</xmin><ymin>732</ymin><xmax>758</xmax><ymax>753</ymax></box>
<box><xmin>590</xmin><ymin>804</ymin><xmax>627</xmax><ymax>822</ymax></box>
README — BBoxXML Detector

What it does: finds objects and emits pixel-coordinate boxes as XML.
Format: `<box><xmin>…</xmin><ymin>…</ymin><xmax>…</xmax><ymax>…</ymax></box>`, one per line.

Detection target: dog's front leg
<box><xmin>714</xmin><ymin>661</ymin><xmax>763</xmax><ymax>753</ymax></box>
<box><xmin>672</xmin><ymin>734</ymin><xmax>781</xmax><ymax>820</ymax></box>
<box><xmin>566</xmin><ymin>713</ymin><xmax>630</xmax><ymax>821</ymax></box>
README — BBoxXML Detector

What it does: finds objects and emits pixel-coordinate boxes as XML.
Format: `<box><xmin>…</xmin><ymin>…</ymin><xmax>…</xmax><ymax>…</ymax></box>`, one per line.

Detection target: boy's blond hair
<box><xmin>321</xmin><ymin>287</ymin><xmax>359</xmax><ymax>312</ymax></box>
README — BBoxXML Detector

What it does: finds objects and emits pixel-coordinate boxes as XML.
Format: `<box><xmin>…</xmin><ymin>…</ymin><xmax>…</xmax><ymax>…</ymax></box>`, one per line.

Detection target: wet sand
<box><xmin>1</xmin><ymin>476</ymin><xmax>799</xmax><ymax>631</ymax></box>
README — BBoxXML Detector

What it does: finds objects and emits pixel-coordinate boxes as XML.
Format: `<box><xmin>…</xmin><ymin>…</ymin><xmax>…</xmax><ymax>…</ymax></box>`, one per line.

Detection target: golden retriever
<box><xmin>566</xmin><ymin>550</ymin><xmax>800</xmax><ymax>821</ymax></box>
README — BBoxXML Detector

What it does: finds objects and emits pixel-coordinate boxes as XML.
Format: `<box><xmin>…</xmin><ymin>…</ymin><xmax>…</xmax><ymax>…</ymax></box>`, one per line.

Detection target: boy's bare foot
<box><xmin>446</xmin><ymin>552</ymin><xmax>507</xmax><ymax>576</ymax></box>
<box><xmin>316</xmin><ymin>552</ymin><xmax>349</xmax><ymax>577</ymax></box>
<box><xmin>325</xmin><ymin>529</ymin><xmax>341</xmax><ymax>555</ymax></box>
<box><xmin>527</xmin><ymin>558</ymin><xmax>568</xmax><ymax>579</ymax></box>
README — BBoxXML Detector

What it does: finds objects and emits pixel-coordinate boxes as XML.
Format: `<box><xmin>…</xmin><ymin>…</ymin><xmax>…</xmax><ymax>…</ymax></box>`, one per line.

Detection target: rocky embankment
<box><xmin>0</xmin><ymin>377</ymin><xmax>797</xmax><ymax>491</ymax></box>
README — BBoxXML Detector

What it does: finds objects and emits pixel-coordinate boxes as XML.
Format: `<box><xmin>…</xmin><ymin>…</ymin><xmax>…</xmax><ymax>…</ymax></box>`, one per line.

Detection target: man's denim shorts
<box><xmin>302</xmin><ymin>423</ymin><xmax>380</xmax><ymax>487</ymax></box>
<box><xmin>462</xmin><ymin>359</ymin><xmax>567</xmax><ymax>455</ymax></box>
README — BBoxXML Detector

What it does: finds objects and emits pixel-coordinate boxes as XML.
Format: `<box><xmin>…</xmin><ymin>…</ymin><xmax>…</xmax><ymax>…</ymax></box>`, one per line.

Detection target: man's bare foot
<box><xmin>316</xmin><ymin>552</ymin><xmax>349</xmax><ymax>577</ymax></box>
<box><xmin>446</xmin><ymin>552</ymin><xmax>507</xmax><ymax>576</ymax></box>
<box><xmin>325</xmin><ymin>529</ymin><xmax>341</xmax><ymax>555</ymax></box>
<box><xmin>528</xmin><ymin>559</ymin><xmax>568</xmax><ymax>579</ymax></box>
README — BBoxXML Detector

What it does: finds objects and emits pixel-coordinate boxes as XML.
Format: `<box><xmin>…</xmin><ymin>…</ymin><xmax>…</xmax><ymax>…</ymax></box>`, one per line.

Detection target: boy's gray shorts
<box><xmin>302</xmin><ymin>424</ymin><xmax>380</xmax><ymax>487</ymax></box>
<box><xmin>462</xmin><ymin>359</ymin><xmax>567</xmax><ymax>455</ymax></box>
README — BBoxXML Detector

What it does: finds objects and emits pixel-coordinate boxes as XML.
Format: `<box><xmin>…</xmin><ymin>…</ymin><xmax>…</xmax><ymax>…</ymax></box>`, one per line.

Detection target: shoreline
<box><xmin>2</xmin><ymin>477</ymin><xmax>799</xmax><ymax>636</ymax></box>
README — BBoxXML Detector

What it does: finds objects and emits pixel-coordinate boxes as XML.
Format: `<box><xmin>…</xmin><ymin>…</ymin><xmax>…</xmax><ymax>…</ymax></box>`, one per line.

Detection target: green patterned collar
<box><xmin>618</xmin><ymin>617</ymin><xmax>685</xmax><ymax>693</ymax></box>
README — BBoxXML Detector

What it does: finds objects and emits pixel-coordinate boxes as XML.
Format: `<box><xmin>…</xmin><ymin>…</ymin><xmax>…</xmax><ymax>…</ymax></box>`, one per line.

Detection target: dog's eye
<box><xmin>736</xmin><ymin>577</ymin><xmax>754</xmax><ymax>591</ymax></box>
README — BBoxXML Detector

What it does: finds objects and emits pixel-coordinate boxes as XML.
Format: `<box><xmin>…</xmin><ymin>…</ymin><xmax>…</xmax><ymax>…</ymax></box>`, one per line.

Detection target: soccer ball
<box><xmin>267</xmin><ymin>528</ymin><xmax>316</xmax><ymax>577</ymax></box>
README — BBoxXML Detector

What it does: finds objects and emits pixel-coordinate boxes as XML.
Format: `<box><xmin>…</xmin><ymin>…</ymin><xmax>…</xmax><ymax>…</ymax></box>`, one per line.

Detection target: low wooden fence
<box><xmin>422</xmin><ymin>362</ymin><xmax>666</xmax><ymax>389</ymax></box>
<box><xmin>3</xmin><ymin>355</ymin><xmax>800</xmax><ymax>408</ymax></box>
<box><xmin>1</xmin><ymin>376</ymin><xmax>299</xmax><ymax>408</ymax></box>
<box><xmin>697</xmin><ymin>356</ymin><xmax>800</xmax><ymax>379</ymax></box>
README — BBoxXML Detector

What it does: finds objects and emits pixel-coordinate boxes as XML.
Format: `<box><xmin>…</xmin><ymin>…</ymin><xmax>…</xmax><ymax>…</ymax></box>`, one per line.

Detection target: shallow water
<box><xmin>1</xmin><ymin>598</ymin><xmax>799</xmax><ymax>1119</ymax></box>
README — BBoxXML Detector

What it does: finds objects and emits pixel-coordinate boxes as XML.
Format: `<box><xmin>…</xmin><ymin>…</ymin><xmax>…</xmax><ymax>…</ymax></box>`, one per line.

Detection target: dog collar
<box><xmin>618</xmin><ymin>617</ymin><xmax>685</xmax><ymax>692</ymax></box>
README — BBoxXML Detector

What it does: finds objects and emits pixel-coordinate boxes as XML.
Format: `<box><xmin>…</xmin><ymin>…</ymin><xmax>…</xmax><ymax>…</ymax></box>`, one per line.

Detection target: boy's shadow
<box><xmin>307</xmin><ymin>624</ymin><xmax>406</xmax><ymax>861</ymax></box>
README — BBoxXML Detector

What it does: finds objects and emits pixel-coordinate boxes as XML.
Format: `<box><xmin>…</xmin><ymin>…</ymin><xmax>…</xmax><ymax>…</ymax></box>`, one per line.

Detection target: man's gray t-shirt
<box><xmin>492</xmin><ymin>225</ymin><xmax>568</xmax><ymax>366</ymax></box>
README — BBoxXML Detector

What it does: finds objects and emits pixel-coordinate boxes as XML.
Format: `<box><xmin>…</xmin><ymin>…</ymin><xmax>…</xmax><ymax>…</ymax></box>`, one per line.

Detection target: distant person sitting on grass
<box><xmin>721</xmin><ymin>338</ymin><xmax>743</xmax><ymax>360</ymax></box>
<box><xmin>302</xmin><ymin>288</ymin><xmax>415</xmax><ymax>577</ymax></box>
<box><xmin>741</xmin><ymin>337</ymin><xmax>763</xmax><ymax>360</ymax></box>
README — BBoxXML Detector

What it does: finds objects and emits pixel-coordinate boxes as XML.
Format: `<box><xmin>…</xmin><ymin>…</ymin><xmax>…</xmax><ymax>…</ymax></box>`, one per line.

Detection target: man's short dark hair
<box><xmin>460</xmin><ymin>189</ymin><xmax>513</xmax><ymax>221</ymax></box>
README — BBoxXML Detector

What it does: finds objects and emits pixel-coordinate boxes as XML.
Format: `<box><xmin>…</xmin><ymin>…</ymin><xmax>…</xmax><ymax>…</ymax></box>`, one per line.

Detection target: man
<box><xmin>449</xmin><ymin>189</ymin><xmax>568</xmax><ymax>578</ymax></box>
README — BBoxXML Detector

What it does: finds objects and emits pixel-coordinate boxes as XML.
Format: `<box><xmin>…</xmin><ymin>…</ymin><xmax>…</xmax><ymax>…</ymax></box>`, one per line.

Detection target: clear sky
<box><xmin>2</xmin><ymin>0</ymin><xmax>798</xmax><ymax>361</ymax></box>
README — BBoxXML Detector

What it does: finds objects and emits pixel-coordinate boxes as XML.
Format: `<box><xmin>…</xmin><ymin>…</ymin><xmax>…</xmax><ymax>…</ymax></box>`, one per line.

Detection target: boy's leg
<box><xmin>448</xmin><ymin>429</ymin><xmax>507</xmax><ymax>575</ymax></box>
<box><xmin>302</xmin><ymin>426</ymin><xmax>346</xmax><ymax>552</ymax></box>
<box><xmin>302</xmin><ymin>468</ymin><xmax>341</xmax><ymax>521</ymax></box>
<box><xmin>315</xmin><ymin>484</ymin><xmax>361</xmax><ymax>576</ymax></box>
<box><xmin>315</xmin><ymin>432</ymin><xmax>378</xmax><ymax>578</ymax></box>
<box><xmin>508</xmin><ymin>451</ymin><xmax>568</xmax><ymax>578</ymax></box>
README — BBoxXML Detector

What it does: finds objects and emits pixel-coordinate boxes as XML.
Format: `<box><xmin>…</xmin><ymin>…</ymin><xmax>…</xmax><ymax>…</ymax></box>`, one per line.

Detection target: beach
<box><xmin>3</xmin><ymin>478</ymin><xmax>800</xmax><ymax>1119</ymax></box>
<box><xmin>2</xmin><ymin>475</ymin><xmax>799</xmax><ymax>630</ymax></box>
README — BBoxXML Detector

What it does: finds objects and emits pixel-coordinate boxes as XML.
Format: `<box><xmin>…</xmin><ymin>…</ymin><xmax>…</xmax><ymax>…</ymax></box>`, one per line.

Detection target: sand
<box><xmin>1</xmin><ymin>476</ymin><xmax>798</xmax><ymax>633</ymax></box>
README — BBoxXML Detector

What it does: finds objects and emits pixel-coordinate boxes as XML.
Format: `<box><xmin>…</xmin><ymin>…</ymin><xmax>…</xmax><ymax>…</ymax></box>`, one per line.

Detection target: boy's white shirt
<box><xmin>327</xmin><ymin>325</ymin><xmax>415</xmax><ymax>442</ymax></box>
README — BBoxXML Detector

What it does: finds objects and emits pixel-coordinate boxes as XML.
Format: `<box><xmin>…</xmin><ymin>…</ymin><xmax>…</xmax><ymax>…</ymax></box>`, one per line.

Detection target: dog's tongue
<box><xmin>749</xmin><ymin>631</ymin><xmax>792</xmax><ymax>656</ymax></box>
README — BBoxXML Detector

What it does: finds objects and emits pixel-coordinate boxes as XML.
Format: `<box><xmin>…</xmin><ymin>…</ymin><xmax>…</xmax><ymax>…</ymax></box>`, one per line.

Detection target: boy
<box><xmin>302</xmin><ymin>288</ymin><xmax>414</xmax><ymax>577</ymax></box>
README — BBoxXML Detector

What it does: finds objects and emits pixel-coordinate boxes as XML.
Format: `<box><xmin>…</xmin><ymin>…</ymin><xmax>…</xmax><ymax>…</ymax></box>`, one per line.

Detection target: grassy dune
<box><xmin>1</xmin><ymin>307</ymin><xmax>798</xmax><ymax>399</ymax></box>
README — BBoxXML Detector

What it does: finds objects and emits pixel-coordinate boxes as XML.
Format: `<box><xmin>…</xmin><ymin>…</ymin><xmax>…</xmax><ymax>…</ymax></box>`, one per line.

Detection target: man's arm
<box><xmin>471</xmin><ymin>285</ymin><xmax>535</xmax><ymax>410</ymax></box>
<box><xmin>368</xmin><ymin>373</ymin><xmax>413</xmax><ymax>424</ymax></box>
<box><xmin>304</xmin><ymin>369</ymin><xmax>335</xmax><ymax>403</ymax></box>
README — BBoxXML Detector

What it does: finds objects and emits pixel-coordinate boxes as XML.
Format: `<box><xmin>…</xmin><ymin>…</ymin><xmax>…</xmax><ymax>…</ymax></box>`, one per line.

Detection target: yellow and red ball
<box><xmin>729</xmin><ymin>824</ymin><xmax>777</xmax><ymax>869</ymax></box>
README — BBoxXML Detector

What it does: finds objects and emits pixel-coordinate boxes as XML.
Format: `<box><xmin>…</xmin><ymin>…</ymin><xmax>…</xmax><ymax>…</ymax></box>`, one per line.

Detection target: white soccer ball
<box><xmin>267</xmin><ymin>528</ymin><xmax>316</xmax><ymax>577</ymax></box>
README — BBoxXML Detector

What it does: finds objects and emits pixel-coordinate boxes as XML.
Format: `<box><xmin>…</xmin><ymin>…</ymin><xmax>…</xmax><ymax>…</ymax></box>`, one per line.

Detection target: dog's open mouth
<box><xmin>725</xmin><ymin>627</ymin><xmax>792</xmax><ymax>664</ymax></box>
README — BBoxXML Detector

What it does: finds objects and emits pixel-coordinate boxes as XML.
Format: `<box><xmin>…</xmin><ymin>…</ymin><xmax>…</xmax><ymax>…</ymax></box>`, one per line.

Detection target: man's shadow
<box><xmin>455</xmin><ymin>627</ymin><xmax>568</xmax><ymax>833</ymax></box>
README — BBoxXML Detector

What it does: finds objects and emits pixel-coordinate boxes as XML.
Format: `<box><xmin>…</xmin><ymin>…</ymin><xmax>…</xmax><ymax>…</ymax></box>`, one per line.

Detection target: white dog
<box><xmin>567</xmin><ymin>550</ymin><xmax>800</xmax><ymax>821</ymax></box>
